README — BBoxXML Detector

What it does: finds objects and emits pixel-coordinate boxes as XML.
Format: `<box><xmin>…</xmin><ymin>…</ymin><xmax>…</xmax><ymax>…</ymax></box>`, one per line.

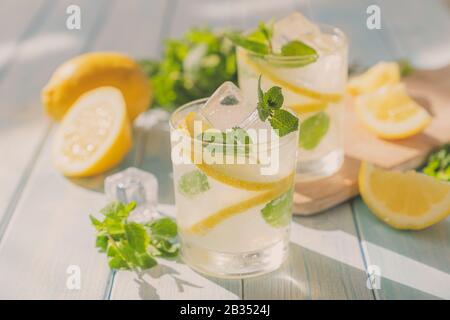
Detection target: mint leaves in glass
<box><xmin>234</xmin><ymin>12</ymin><xmax>348</xmax><ymax>181</ymax></box>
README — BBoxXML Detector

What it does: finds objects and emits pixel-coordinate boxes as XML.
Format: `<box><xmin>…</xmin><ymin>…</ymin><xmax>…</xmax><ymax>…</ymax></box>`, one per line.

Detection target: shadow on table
<box><xmin>135</xmin><ymin>261</ymin><xmax>202</xmax><ymax>300</ymax></box>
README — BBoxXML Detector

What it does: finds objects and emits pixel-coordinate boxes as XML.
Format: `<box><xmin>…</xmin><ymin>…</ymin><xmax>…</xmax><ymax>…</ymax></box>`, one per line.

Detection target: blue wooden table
<box><xmin>0</xmin><ymin>0</ymin><xmax>449</xmax><ymax>299</ymax></box>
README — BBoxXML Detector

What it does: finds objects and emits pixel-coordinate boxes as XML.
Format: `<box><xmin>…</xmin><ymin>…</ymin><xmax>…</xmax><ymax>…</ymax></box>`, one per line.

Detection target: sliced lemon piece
<box><xmin>347</xmin><ymin>61</ymin><xmax>400</xmax><ymax>96</ymax></box>
<box><xmin>185</xmin><ymin>173</ymin><xmax>294</xmax><ymax>235</ymax></box>
<box><xmin>242</xmin><ymin>53</ymin><xmax>342</xmax><ymax>103</ymax></box>
<box><xmin>53</xmin><ymin>87</ymin><xmax>132</xmax><ymax>177</ymax></box>
<box><xmin>354</xmin><ymin>83</ymin><xmax>431</xmax><ymax>139</ymax></box>
<box><xmin>359</xmin><ymin>162</ymin><xmax>450</xmax><ymax>230</ymax></box>
<box><xmin>289</xmin><ymin>101</ymin><xmax>328</xmax><ymax>114</ymax></box>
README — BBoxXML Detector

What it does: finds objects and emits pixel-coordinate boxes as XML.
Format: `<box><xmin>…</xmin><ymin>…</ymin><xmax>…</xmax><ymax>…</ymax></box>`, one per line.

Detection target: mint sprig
<box><xmin>90</xmin><ymin>202</ymin><xmax>179</xmax><ymax>271</ymax></box>
<box><xmin>227</xmin><ymin>21</ymin><xmax>318</xmax><ymax>67</ymax></box>
<box><xmin>257</xmin><ymin>76</ymin><xmax>299</xmax><ymax>137</ymax></box>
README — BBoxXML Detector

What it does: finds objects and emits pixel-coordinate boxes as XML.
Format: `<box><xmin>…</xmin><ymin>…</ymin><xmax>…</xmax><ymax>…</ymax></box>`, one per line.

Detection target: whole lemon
<box><xmin>42</xmin><ymin>52</ymin><xmax>152</xmax><ymax>121</ymax></box>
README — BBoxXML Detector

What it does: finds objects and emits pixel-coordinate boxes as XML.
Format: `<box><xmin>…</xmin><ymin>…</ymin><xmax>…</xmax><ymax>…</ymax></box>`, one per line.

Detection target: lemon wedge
<box><xmin>347</xmin><ymin>61</ymin><xmax>400</xmax><ymax>96</ymax></box>
<box><xmin>53</xmin><ymin>87</ymin><xmax>132</xmax><ymax>177</ymax></box>
<box><xmin>354</xmin><ymin>83</ymin><xmax>431</xmax><ymax>139</ymax></box>
<box><xmin>359</xmin><ymin>162</ymin><xmax>450</xmax><ymax>230</ymax></box>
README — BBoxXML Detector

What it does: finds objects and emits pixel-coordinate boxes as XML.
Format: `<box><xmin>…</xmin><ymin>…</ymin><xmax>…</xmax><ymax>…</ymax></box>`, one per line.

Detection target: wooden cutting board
<box><xmin>294</xmin><ymin>66</ymin><xmax>450</xmax><ymax>215</ymax></box>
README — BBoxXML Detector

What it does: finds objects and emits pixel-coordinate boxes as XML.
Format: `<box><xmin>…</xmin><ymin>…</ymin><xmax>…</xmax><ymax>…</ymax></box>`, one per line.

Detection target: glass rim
<box><xmin>236</xmin><ymin>23</ymin><xmax>348</xmax><ymax>61</ymax></box>
<box><xmin>169</xmin><ymin>97</ymin><xmax>299</xmax><ymax>149</ymax></box>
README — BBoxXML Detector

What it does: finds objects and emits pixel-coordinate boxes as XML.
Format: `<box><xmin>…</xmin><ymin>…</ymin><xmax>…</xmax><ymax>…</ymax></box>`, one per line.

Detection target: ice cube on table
<box><xmin>198</xmin><ymin>81</ymin><xmax>257</xmax><ymax>130</ymax></box>
<box><xmin>272</xmin><ymin>11</ymin><xmax>321</xmax><ymax>52</ymax></box>
<box><xmin>104</xmin><ymin>167</ymin><xmax>158</xmax><ymax>223</ymax></box>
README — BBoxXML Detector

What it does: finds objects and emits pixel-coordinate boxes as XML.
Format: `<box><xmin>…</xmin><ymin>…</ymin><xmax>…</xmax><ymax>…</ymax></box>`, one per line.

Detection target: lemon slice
<box><xmin>184</xmin><ymin>111</ymin><xmax>289</xmax><ymax>191</ymax></box>
<box><xmin>289</xmin><ymin>101</ymin><xmax>328</xmax><ymax>114</ymax></box>
<box><xmin>242</xmin><ymin>53</ymin><xmax>342</xmax><ymax>103</ymax></box>
<box><xmin>185</xmin><ymin>173</ymin><xmax>294</xmax><ymax>235</ymax></box>
<box><xmin>347</xmin><ymin>61</ymin><xmax>400</xmax><ymax>96</ymax></box>
<box><xmin>354</xmin><ymin>83</ymin><xmax>431</xmax><ymax>139</ymax></box>
<box><xmin>359</xmin><ymin>162</ymin><xmax>450</xmax><ymax>230</ymax></box>
<box><xmin>53</xmin><ymin>87</ymin><xmax>132</xmax><ymax>177</ymax></box>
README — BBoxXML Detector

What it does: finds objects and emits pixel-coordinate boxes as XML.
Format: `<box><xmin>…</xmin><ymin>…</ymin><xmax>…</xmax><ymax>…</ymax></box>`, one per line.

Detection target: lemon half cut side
<box><xmin>53</xmin><ymin>86</ymin><xmax>132</xmax><ymax>177</ymax></box>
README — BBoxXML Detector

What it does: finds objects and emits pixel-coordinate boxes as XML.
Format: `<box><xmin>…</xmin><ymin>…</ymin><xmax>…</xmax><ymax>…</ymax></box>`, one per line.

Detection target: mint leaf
<box><xmin>148</xmin><ymin>217</ymin><xmax>178</xmax><ymax>240</ymax></box>
<box><xmin>108</xmin><ymin>255</ymin><xmax>128</xmax><ymax>270</ymax></box>
<box><xmin>125</xmin><ymin>222</ymin><xmax>149</xmax><ymax>253</ymax></box>
<box><xmin>299</xmin><ymin>112</ymin><xmax>330</xmax><ymax>150</ymax></box>
<box><xmin>257</xmin><ymin>76</ymin><xmax>299</xmax><ymax>136</ymax></box>
<box><xmin>264</xmin><ymin>86</ymin><xmax>283</xmax><ymax>109</ymax></box>
<box><xmin>136</xmin><ymin>253</ymin><xmax>157</xmax><ymax>269</ymax></box>
<box><xmin>95</xmin><ymin>235</ymin><xmax>108</xmax><ymax>252</ymax></box>
<box><xmin>269</xmin><ymin>109</ymin><xmax>299</xmax><ymax>137</ymax></box>
<box><xmin>281</xmin><ymin>40</ymin><xmax>317</xmax><ymax>58</ymax></box>
<box><xmin>226</xmin><ymin>32</ymin><xmax>269</xmax><ymax>55</ymax></box>
<box><xmin>90</xmin><ymin>202</ymin><xmax>179</xmax><ymax>271</ymax></box>
<box><xmin>178</xmin><ymin>170</ymin><xmax>210</xmax><ymax>197</ymax></box>
<box><xmin>261</xmin><ymin>188</ymin><xmax>293</xmax><ymax>227</ymax></box>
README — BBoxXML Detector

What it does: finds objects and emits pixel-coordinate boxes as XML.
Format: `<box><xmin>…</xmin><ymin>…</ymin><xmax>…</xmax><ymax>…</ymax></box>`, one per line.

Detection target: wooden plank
<box><xmin>0</xmin><ymin>0</ymin><xmax>49</xmax><ymax>77</ymax></box>
<box><xmin>0</xmin><ymin>0</ymin><xmax>114</xmax><ymax>299</ymax></box>
<box><xmin>243</xmin><ymin>203</ymin><xmax>373</xmax><ymax>299</ymax></box>
<box><xmin>353</xmin><ymin>198</ymin><xmax>450</xmax><ymax>300</ymax></box>
<box><xmin>0</xmin><ymin>0</ymin><xmax>49</xmax><ymax>223</ymax></box>
<box><xmin>349</xmin><ymin>0</ymin><xmax>450</xmax><ymax>300</ymax></box>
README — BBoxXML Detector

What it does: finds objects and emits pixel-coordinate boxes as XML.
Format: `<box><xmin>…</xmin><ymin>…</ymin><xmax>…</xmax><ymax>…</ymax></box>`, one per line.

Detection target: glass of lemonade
<box><xmin>236</xmin><ymin>13</ymin><xmax>348</xmax><ymax>181</ymax></box>
<box><xmin>169</xmin><ymin>82</ymin><xmax>298</xmax><ymax>278</ymax></box>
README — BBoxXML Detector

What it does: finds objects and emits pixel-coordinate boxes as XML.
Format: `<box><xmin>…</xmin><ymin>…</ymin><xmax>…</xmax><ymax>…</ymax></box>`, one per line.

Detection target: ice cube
<box><xmin>272</xmin><ymin>12</ymin><xmax>321</xmax><ymax>52</ymax></box>
<box><xmin>104</xmin><ymin>167</ymin><xmax>158</xmax><ymax>223</ymax></box>
<box><xmin>199</xmin><ymin>81</ymin><xmax>256</xmax><ymax>130</ymax></box>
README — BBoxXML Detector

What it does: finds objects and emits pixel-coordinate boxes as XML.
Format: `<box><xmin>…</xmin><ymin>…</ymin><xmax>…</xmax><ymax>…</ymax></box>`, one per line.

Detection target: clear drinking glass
<box><xmin>237</xmin><ymin>24</ymin><xmax>348</xmax><ymax>181</ymax></box>
<box><xmin>169</xmin><ymin>98</ymin><xmax>298</xmax><ymax>278</ymax></box>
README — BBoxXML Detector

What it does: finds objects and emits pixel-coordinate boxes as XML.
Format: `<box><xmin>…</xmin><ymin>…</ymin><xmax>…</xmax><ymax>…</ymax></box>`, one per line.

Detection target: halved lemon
<box><xmin>347</xmin><ymin>61</ymin><xmax>400</xmax><ymax>96</ymax></box>
<box><xmin>42</xmin><ymin>52</ymin><xmax>152</xmax><ymax>121</ymax></box>
<box><xmin>53</xmin><ymin>87</ymin><xmax>132</xmax><ymax>177</ymax></box>
<box><xmin>354</xmin><ymin>83</ymin><xmax>431</xmax><ymax>139</ymax></box>
<box><xmin>359</xmin><ymin>162</ymin><xmax>450</xmax><ymax>230</ymax></box>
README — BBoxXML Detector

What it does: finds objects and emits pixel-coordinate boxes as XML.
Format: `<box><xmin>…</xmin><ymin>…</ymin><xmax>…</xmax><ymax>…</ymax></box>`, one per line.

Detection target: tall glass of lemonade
<box><xmin>170</xmin><ymin>82</ymin><xmax>299</xmax><ymax>278</ymax></box>
<box><xmin>235</xmin><ymin>12</ymin><xmax>348</xmax><ymax>181</ymax></box>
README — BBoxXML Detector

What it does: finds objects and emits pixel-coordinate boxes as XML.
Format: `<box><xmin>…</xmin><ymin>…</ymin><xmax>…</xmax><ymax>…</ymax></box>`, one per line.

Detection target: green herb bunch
<box><xmin>139</xmin><ymin>29</ymin><xmax>237</xmax><ymax>111</ymax></box>
<box><xmin>90</xmin><ymin>202</ymin><xmax>178</xmax><ymax>271</ymax></box>
<box><xmin>422</xmin><ymin>144</ymin><xmax>450</xmax><ymax>182</ymax></box>
<box><xmin>227</xmin><ymin>22</ymin><xmax>318</xmax><ymax>67</ymax></box>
